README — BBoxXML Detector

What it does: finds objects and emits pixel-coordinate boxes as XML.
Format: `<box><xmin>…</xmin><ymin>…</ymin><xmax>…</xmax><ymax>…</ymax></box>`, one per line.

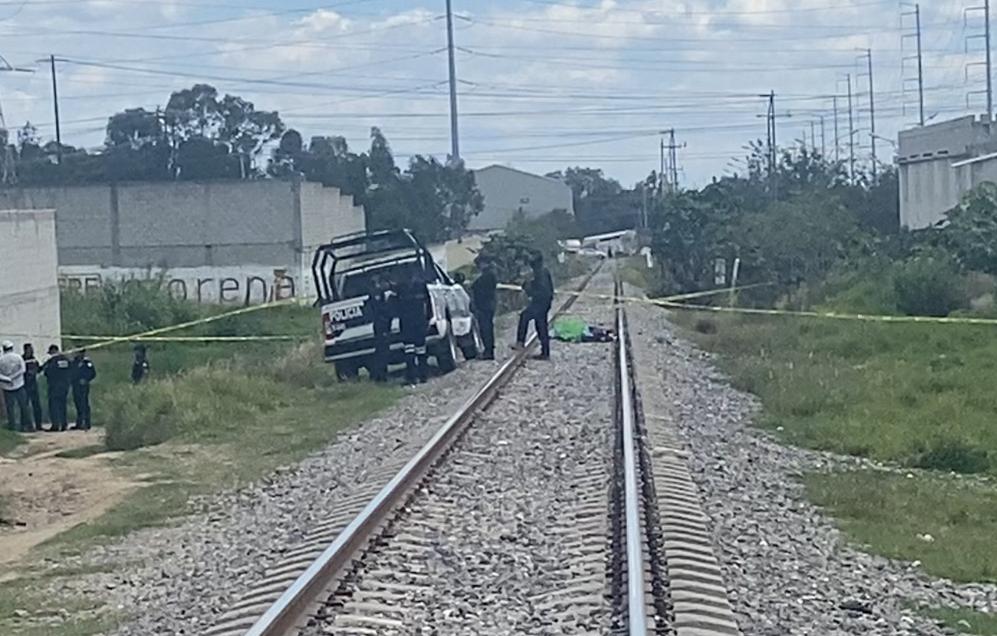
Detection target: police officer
<box><xmin>22</xmin><ymin>343</ymin><xmax>44</xmax><ymax>430</ymax></box>
<box><xmin>42</xmin><ymin>345</ymin><xmax>72</xmax><ymax>432</ymax></box>
<box><xmin>71</xmin><ymin>349</ymin><xmax>97</xmax><ymax>431</ymax></box>
<box><xmin>131</xmin><ymin>344</ymin><xmax>150</xmax><ymax>385</ymax></box>
<box><xmin>364</xmin><ymin>276</ymin><xmax>396</xmax><ymax>383</ymax></box>
<box><xmin>398</xmin><ymin>270</ymin><xmax>430</xmax><ymax>385</ymax></box>
<box><xmin>471</xmin><ymin>258</ymin><xmax>498</xmax><ymax>360</ymax></box>
<box><xmin>514</xmin><ymin>252</ymin><xmax>555</xmax><ymax>360</ymax></box>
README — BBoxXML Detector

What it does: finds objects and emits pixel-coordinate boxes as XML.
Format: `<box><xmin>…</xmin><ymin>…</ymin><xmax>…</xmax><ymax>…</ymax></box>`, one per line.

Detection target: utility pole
<box><xmin>50</xmin><ymin>55</ymin><xmax>61</xmax><ymax>165</ymax></box>
<box><xmin>833</xmin><ymin>96</ymin><xmax>840</xmax><ymax>163</ymax></box>
<box><xmin>759</xmin><ymin>91</ymin><xmax>778</xmax><ymax>198</ymax></box>
<box><xmin>445</xmin><ymin>0</ymin><xmax>460</xmax><ymax>162</ymax></box>
<box><xmin>669</xmin><ymin>128</ymin><xmax>679</xmax><ymax>191</ymax></box>
<box><xmin>659</xmin><ymin>135</ymin><xmax>666</xmax><ymax>193</ymax></box>
<box><xmin>863</xmin><ymin>49</ymin><xmax>877</xmax><ymax>179</ymax></box>
<box><xmin>989</xmin><ymin>0</ymin><xmax>993</xmax><ymax>120</ymax></box>
<box><xmin>847</xmin><ymin>73</ymin><xmax>856</xmax><ymax>183</ymax></box>
<box><xmin>820</xmin><ymin>115</ymin><xmax>826</xmax><ymax>157</ymax></box>
<box><xmin>810</xmin><ymin>121</ymin><xmax>817</xmax><ymax>154</ymax></box>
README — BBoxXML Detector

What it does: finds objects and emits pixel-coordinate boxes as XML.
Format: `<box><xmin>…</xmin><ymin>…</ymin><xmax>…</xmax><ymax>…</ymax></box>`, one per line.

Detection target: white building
<box><xmin>469</xmin><ymin>165</ymin><xmax>574</xmax><ymax>231</ymax></box>
<box><xmin>898</xmin><ymin>115</ymin><xmax>997</xmax><ymax>229</ymax></box>
<box><xmin>0</xmin><ymin>209</ymin><xmax>61</xmax><ymax>350</ymax></box>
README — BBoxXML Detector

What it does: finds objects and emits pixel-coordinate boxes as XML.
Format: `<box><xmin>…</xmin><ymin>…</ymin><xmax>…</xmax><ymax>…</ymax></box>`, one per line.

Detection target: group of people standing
<box><xmin>363</xmin><ymin>251</ymin><xmax>555</xmax><ymax>385</ymax></box>
<box><xmin>0</xmin><ymin>341</ymin><xmax>96</xmax><ymax>433</ymax></box>
<box><xmin>475</xmin><ymin>251</ymin><xmax>555</xmax><ymax>361</ymax></box>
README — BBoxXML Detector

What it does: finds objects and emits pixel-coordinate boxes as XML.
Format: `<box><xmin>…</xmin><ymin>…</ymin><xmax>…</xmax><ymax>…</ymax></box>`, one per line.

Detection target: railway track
<box><xmin>205</xmin><ymin>268</ymin><xmax>741</xmax><ymax>636</ymax></box>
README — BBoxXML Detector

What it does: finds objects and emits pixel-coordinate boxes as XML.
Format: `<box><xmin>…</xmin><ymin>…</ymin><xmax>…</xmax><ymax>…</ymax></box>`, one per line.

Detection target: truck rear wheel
<box><xmin>459</xmin><ymin>323</ymin><xmax>481</xmax><ymax>361</ymax></box>
<box><xmin>435</xmin><ymin>329</ymin><xmax>458</xmax><ymax>374</ymax></box>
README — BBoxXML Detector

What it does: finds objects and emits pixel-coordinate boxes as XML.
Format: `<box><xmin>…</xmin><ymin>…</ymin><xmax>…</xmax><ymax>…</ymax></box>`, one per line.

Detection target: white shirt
<box><xmin>0</xmin><ymin>351</ymin><xmax>25</xmax><ymax>391</ymax></box>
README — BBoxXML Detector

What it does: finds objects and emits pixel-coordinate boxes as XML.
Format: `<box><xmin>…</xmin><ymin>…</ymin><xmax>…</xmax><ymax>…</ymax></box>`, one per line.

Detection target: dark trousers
<box><xmin>3</xmin><ymin>387</ymin><xmax>34</xmax><ymax>432</ymax></box>
<box><xmin>49</xmin><ymin>384</ymin><xmax>69</xmax><ymax>431</ymax></box>
<box><xmin>475</xmin><ymin>308</ymin><xmax>495</xmax><ymax>358</ymax></box>
<box><xmin>73</xmin><ymin>384</ymin><xmax>92</xmax><ymax>430</ymax></box>
<box><xmin>371</xmin><ymin>332</ymin><xmax>390</xmax><ymax>383</ymax></box>
<box><xmin>402</xmin><ymin>326</ymin><xmax>428</xmax><ymax>384</ymax></box>
<box><xmin>25</xmin><ymin>382</ymin><xmax>43</xmax><ymax>429</ymax></box>
<box><xmin>517</xmin><ymin>303</ymin><xmax>551</xmax><ymax>357</ymax></box>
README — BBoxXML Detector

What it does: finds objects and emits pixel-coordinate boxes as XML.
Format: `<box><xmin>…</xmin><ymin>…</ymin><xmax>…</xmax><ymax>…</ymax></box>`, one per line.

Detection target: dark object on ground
<box><xmin>694</xmin><ymin>318</ymin><xmax>718</xmax><ymax>335</ymax></box>
<box><xmin>131</xmin><ymin>344</ymin><xmax>150</xmax><ymax>385</ymax></box>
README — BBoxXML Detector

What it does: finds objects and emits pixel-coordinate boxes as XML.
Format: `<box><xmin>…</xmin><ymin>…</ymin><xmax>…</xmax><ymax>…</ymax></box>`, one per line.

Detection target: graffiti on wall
<box><xmin>58</xmin><ymin>266</ymin><xmax>302</xmax><ymax>305</ymax></box>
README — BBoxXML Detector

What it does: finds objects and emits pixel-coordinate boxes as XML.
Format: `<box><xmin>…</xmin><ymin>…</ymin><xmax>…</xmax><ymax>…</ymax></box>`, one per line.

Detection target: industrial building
<box><xmin>469</xmin><ymin>165</ymin><xmax>574</xmax><ymax>231</ymax></box>
<box><xmin>0</xmin><ymin>209</ymin><xmax>61</xmax><ymax>349</ymax></box>
<box><xmin>0</xmin><ymin>179</ymin><xmax>365</xmax><ymax>304</ymax></box>
<box><xmin>898</xmin><ymin>115</ymin><xmax>997</xmax><ymax>229</ymax></box>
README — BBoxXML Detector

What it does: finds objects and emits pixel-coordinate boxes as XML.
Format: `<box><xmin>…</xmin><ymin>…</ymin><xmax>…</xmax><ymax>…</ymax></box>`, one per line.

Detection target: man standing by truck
<box><xmin>472</xmin><ymin>259</ymin><xmax>497</xmax><ymax>360</ymax></box>
<box><xmin>364</xmin><ymin>275</ymin><xmax>396</xmax><ymax>383</ymax></box>
<box><xmin>399</xmin><ymin>270</ymin><xmax>430</xmax><ymax>385</ymax></box>
<box><xmin>514</xmin><ymin>253</ymin><xmax>554</xmax><ymax>360</ymax></box>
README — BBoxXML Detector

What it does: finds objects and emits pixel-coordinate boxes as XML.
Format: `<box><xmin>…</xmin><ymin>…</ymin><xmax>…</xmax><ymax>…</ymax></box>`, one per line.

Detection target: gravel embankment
<box><xmin>47</xmin><ymin>317</ymin><xmax>550</xmax><ymax>635</ymax></box>
<box><xmin>625</xmin><ymin>294</ymin><xmax>997</xmax><ymax>636</ymax></box>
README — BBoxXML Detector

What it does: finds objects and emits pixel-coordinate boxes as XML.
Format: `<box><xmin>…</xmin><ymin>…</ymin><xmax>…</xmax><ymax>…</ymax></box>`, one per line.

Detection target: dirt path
<box><xmin>0</xmin><ymin>432</ymin><xmax>137</xmax><ymax>572</ymax></box>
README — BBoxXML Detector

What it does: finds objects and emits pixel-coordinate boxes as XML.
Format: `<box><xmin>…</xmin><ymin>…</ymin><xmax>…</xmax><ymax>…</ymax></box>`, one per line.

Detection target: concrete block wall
<box><xmin>0</xmin><ymin>210</ymin><xmax>61</xmax><ymax>349</ymax></box>
<box><xmin>0</xmin><ymin>179</ymin><xmax>367</xmax><ymax>304</ymax></box>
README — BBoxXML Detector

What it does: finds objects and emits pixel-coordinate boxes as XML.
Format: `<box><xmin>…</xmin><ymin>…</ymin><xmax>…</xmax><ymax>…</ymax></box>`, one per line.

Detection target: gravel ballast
<box><xmin>46</xmin><ymin>318</ymin><xmax>550</xmax><ymax>635</ymax></box>
<box><xmin>625</xmin><ymin>293</ymin><xmax>997</xmax><ymax>636</ymax></box>
<box><xmin>309</xmin><ymin>272</ymin><xmax>619</xmax><ymax>635</ymax></box>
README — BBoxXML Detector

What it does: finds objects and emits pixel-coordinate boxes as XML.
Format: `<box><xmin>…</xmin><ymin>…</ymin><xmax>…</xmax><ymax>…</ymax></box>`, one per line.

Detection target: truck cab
<box><xmin>312</xmin><ymin>230</ymin><xmax>480</xmax><ymax>379</ymax></box>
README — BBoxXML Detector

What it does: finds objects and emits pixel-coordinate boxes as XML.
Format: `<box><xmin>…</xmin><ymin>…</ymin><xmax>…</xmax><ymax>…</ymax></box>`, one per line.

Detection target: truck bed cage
<box><xmin>312</xmin><ymin>229</ymin><xmax>434</xmax><ymax>302</ymax></box>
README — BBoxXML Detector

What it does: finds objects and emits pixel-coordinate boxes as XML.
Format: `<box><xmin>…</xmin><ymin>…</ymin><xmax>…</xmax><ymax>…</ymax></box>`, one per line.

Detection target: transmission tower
<box><xmin>0</xmin><ymin>55</ymin><xmax>34</xmax><ymax>184</ymax></box>
<box><xmin>966</xmin><ymin>0</ymin><xmax>994</xmax><ymax>119</ymax></box>
<box><xmin>901</xmin><ymin>3</ymin><xmax>926</xmax><ymax>126</ymax></box>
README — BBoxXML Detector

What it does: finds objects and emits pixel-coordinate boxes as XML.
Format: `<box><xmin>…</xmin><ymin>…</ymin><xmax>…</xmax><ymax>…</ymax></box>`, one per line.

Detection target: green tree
<box><xmin>940</xmin><ymin>182</ymin><xmax>997</xmax><ymax>274</ymax></box>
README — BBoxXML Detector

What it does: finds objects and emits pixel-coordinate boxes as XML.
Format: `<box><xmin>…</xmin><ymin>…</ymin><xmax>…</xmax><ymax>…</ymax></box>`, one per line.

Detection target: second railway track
<box><xmin>206</xmin><ymin>266</ymin><xmax>741</xmax><ymax>636</ymax></box>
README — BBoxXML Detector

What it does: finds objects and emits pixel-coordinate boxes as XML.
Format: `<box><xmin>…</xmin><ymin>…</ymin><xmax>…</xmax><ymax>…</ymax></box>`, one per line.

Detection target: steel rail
<box><xmin>616</xmin><ymin>281</ymin><xmax>649</xmax><ymax>635</ymax></box>
<box><xmin>243</xmin><ymin>265</ymin><xmax>601</xmax><ymax>636</ymax></box>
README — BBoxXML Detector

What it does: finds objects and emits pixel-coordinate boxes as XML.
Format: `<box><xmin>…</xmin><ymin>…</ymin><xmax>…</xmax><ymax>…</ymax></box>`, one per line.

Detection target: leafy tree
<box><xmin>546</xmin><ymin>166</ymin><xmax>637</xmax><ymax>234</ymax></box>
<box><xmin>939</xmin><ymin>181</ymin><xmax>997</xmax><ymax>274</ymax></box>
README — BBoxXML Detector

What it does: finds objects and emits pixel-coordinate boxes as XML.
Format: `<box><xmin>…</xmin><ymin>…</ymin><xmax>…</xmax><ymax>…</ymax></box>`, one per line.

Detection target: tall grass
<box><xmin>682</xmin><ymin>313</ymin><xmax>997</xmax><ymax>475</ymax></box>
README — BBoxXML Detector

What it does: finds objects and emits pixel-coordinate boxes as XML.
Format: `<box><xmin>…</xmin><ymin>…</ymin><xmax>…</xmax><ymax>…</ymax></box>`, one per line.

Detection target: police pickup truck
<box><xmin>312</xmin><ymin>229</ymin><xmax>481</xmax><ymax>379</ymax></box>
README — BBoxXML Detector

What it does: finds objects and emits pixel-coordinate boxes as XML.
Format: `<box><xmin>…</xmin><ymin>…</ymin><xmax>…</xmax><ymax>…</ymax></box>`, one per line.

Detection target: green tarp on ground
<box><xmin>553</xmin><ymin>316</ymin><xmax>588</xmax><ymax>342</ymax></box>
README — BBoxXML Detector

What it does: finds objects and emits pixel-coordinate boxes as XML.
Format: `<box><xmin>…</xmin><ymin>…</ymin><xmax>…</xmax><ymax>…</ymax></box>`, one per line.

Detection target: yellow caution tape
<box><xmin>659</xmin><ymin>300</ymin><xmax>997</xmax><ymax>326</ymax></box>
<box><xmin>67</xmin><ymin>299</ymin><xmax>298</xmax><ymax>353</ymax></box>
<box><xmin>497</xmin><ymin>282</ymin><xmax>771</xmax><ymax>306</ymax></box>
<box><xmin>65</xmin><ymin>334</ymin><xmax>309</xmax><ymax>343</ymax></box>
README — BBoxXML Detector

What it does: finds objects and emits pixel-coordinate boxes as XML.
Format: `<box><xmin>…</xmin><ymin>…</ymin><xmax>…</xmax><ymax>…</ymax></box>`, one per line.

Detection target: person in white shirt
<box><xmin>0</xmin><ymin>340</ymin><xmax>34</xmax><ymax>432</ymax></box>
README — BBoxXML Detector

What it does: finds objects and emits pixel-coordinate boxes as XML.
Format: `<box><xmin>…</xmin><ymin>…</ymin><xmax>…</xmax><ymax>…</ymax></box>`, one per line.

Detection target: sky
<box><xmin>0</xmin><ymin>0</ymin><xmax>984</xmax><ymax>187</ymax></box>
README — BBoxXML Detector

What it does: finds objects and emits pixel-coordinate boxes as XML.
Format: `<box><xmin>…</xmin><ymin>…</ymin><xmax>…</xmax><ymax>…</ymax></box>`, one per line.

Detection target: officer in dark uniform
<box><xmin>71</xmin><ymin>349</ymin><xmax>97</xmax><ymax>431</ymax></box>
<box><xmin>22</xmin><ymin>343</ymin><xmax>44</xmax><ymax>430</ymax></box>
<box><xmin>131</xmin><ymin>344</ymin><xmax>150</xmax><ymax>384</ymax></box>
<box><xmin>42</xmin><ymin>345</ymin><xmax>72</xmax><ymax>432</ymax></box>
<box><xmin>514</xmin><ymin>252</ymin><xmax>555</xmax><ymax>360</ymax></box>
<box><xmin>471</xmin><ymin>259</ymin><xmax>498</xmax><ymax>360</ymax></box>
<box><xmin>364</xmin><ymin>276</ymin><xmax>396</xmax><ymax>383</ymax></box>
<box><xmin>398</xmin><ymin>269</ymin><xmax>430</xmax><ymax>385</ymax></box>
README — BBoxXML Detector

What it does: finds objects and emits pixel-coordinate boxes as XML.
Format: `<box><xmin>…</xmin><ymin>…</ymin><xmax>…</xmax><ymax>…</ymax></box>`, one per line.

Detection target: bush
<box><xmin>911</xmin><ymin>438</ymin><xmax>990</xmax><ymax>474</ymax></box>
<box><xmin>103</xmin><ymin>364</ymin><xmax>286</xmax><ymax>451</ymax></box>
<box><xmin>893</xmin><ymin>251</ymin><xmax>965</xmax><ymax>317</ymax></box>
<box><xmin>62</xmin><ymin>273</ymin><xmax>208</xmax><ymax>336</ymax></box>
